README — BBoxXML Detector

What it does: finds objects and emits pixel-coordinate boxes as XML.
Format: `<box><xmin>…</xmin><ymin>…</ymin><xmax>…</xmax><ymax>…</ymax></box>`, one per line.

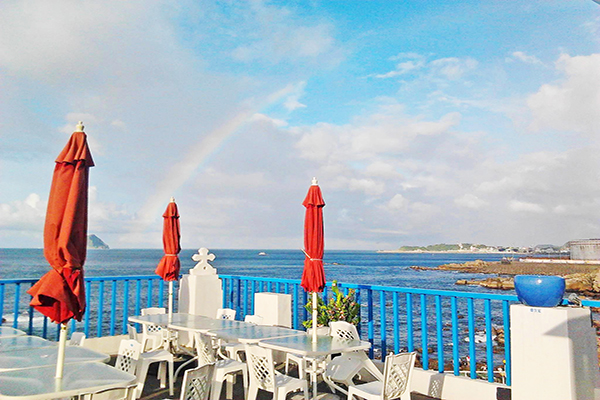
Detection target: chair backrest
<box><xmin>329</xmin><ymin>321</ymin><xmax>359</xmax><ymax>341</ymax></box>
<box><xmin>127</xmin><ymin>325</ymin><xmax>138</xmax><ymax>341</ymax></box>
<box><xmin>193</xmin><ymin>332</ymin><xmax>217</xmax><ymax>366</ymax></box>
<box><xmin>244</xmin><ymin>315</ymin><xmax>263</xmax><ymax>325</ymax></box>
<box><xmin>115</xmin><ymin>339</ymin><xmax>142</xmax><ymax>375</ymax></box>
<box><xmin>382</xmin><ymin>352</ymin><xmax>416</xmax><ymax>400</ymax></box>
<box><xmin>69</xmin><ymin>331</ymin><xmax>86</xmax><ymax>346</ymax></box>
<box><xmin>180</xmin><ymin>363</ymin><xmax>215</xmax><ymax>400</ymax></box>
<box><xmin>141</xmin><ymin>307</ymin><xmax>166</xmax><ymax>335</ymax></box>
<box><xmin>245</xmin><ymin>344</ymin><xmax>275</xmax><ymax>392</ymax></box>
<box><xmin>141</xmin><ymin>307</ymin><xmax>166</xmax><ymax>315</ymax></box>
<box><xmin>216</xmin><ymin>308</ymin><xmax>236</xmax><ymax>320</ymax></box>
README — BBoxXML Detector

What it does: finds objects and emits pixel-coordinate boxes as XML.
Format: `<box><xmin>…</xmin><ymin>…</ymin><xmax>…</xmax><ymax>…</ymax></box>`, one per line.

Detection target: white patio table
<box><xmin>0</xmin><ymin>362</ymin><xmax>136</xmax><ymax>400</ymax></box>
<box><xmin>259</xmin><ymin>335</ymin><xmax>371</xmax><ymax>399</ymax></box>
<box><xmin>206</xmin><ymin>325</ymin><xmax>305</xmax><ymax>344</ymax></box>
<box><xmin>0</xmin><ymin>336</ymin><xmax>53</xmax><ymax>352</ymax></box>
<box><xmin>0</xmin><ymin>328</ymin><xmax>26</xmax><ymax>339</ymax></box>
<box><xmin>0</xmin><ymin>345</ymin><xmax>110</xmax><ymax>372</ymax></box>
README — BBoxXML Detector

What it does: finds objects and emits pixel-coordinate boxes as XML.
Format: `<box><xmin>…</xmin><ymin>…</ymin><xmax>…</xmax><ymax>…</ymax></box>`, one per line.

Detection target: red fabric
<box><xmin>28</xmin><ymin>131</ymin><xmax>94</xmax><ymax>324</ymax></box>
<box><xmin>155</xmin><ymin>201</ymin><xmax>181</xmax><ymax>281</ymax></box>
<box><xmin>300</xmin><ymin>184</ymin><xmax>326</xmax><ymax>293</ymax></box>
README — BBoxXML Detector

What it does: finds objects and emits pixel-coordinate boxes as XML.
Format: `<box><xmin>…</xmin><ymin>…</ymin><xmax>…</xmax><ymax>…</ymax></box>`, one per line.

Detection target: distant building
<box><xmin>568</xmin><ymin>239</ymin><xmax>600</xmax><ymax>260</ymax></box>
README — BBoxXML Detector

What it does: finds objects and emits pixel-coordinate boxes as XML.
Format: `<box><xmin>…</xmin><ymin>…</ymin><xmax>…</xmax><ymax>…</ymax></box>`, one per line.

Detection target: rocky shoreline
<box><xmin>412</xmin><ymin>259</ymin><xmax>600</xmax><ymax>297</ymax></box>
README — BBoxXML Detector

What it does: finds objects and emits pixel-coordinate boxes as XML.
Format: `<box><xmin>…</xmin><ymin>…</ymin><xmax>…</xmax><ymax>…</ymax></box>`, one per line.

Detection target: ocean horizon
<box><xmin>0</xmin><ymin>248</ymin><xmax>513</xmax><ymax>295</ymax></box>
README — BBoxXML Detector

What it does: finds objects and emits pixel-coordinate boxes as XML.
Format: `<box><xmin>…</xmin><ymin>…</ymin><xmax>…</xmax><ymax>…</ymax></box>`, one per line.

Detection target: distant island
<box><xmin>88</xmin><ymin>234</ymin><xmax>109</xmax><ymax>249</ymax></box>
<box><xmin>379</xmin><ymin>243</ymin><xmax>567</xmax><ymax>254</ymax></box>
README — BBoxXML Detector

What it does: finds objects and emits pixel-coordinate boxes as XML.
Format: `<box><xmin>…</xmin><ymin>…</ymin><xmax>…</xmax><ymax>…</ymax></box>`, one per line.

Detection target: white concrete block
<box><xmin>254</xmin><ymin>292</ymin><xmax>292</xmax><ymax>328</ymax></box>
<box><xmin>511</xmin><ymin>304</ymin><xmax>600</xmax><ymax>400</ymax></box>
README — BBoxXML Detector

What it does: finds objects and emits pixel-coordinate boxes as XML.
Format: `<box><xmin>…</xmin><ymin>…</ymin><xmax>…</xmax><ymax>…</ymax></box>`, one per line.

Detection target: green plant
<box><xmin>303</xmin><ymin>280</ymin><xmax>360</xmax><ymax>328</ymax></box>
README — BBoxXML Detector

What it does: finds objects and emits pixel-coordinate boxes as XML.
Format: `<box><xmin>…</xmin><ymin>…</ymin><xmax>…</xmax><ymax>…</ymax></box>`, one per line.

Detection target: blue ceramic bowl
<box><xmin>514</xmin><ymin>275</ymin><xmax>565</xmax><ymax>307</ymax></box>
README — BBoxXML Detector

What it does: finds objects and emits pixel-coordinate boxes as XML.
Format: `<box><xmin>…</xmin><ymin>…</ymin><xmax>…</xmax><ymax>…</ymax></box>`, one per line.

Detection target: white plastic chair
<box><xmin>323</xmin><ymin>321</ymin><xmax>384</xmax><ymax>395</ymax></box>
<box><xmin>223</xmin><ymin>315</ymin><xmax>264</xmax><ymax>361</ymax></box>
<box><xmin>117</xmin><ymin>338</ymin><xmax>174</xmax><ymax>399</ymax></box>
<box><xmin>347</xmin><ymin>352</ymin><xmax>416</xmax><ymax>400</ymax></box>
<box><xmin>194</xmin><ymin>332</ymin><xmax>247</xmax><ymax>400</ymax></box>
<box><xmin>245</xmin><ymin>344</ymin><xmax>308</xmax><ymax>400</ymax></box>
<box><xmin>216</xmin><ymin>308</ymin><xmax>236</xmax><ymax>320</ymax></box>
<box><xmin>140</xmin><ymin>307</ymin><xmax>166</xmax><ymax>352</ymax></box>
<box><xmin>127</xmin><ymin>325</ymin><xmax>138</xmax><ymax>341</ymax></box>
<box><xmin>69</xmin><ymin>331</ymin><xmax>86</xmax><ymax>346</ymax></box>
<box><xmin>180</xmin><ymin>363</ymin><xmax>215</xmax><ymax>400</ymax></box>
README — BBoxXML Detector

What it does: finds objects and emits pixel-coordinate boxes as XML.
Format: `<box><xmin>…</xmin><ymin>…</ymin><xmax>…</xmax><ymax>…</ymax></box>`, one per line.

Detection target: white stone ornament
<box><xmin>190</xmin><ymin>247</ymin><xmax>217</xmax><ymax>275</ymax></box>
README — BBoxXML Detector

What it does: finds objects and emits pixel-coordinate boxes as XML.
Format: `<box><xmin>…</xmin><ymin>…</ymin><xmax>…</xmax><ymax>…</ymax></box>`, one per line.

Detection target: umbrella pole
<box><xmin>55</xmin><ymin>323</ymin><xmax>68</xmax><ymax>379</ymax></box>
<box><xmin>312</xmin><ymin>292</ymin><xmax>318</xmax><ymax>344</ymax></box>
<box><xmin>168</xmin><ymin>281</ymin><xmax>173</xmax><ymax>324</ymax></box>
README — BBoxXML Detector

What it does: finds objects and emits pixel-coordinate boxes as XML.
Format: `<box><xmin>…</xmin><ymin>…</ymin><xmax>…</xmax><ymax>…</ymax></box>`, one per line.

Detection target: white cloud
<box><xmin>388</xmin><ymin>194</ymin><xmax>408</xmax><ymax>210</ymax></box>
<box><xmin>429</xmin><ymin>57</ymin><xmax>478</xmax><ymax>80</ymax></box>
<box><xmin>229</xmin><ymin>2</ymin><xmax>339</xmax><ymax>65</ymax></box>
<box><xmin>508</xmin><ymin>51</ymin><xmax>542</xmax><ymax>65</ymax></box>
<box><xmin>251</xmin><ymin>113</ymin><xmax>288</xmax><ymax>128</ymax></box>
<box><xmin>509</xmin><ymin>200</ymin><xmax>544</xmax><ymax>213</ymax></box>
<box><xmin>455</xmin><ymin>194</ymin><xmax>487</xmax><ymax>209</ymax></box>
<box><xmin>0</xmin><ymin>193</ymin><xmax>45</xmax><ymax>230</ymax></box>
<box><xmin>527</xmin><ymin>53</ymin><xmax>600</xmax><ymax>135</ymax></box>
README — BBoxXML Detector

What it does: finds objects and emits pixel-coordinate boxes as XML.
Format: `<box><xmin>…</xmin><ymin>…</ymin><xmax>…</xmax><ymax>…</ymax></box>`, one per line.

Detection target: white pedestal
<box><xmin>178</xmin><ymin>274</ymin><xmax>223</xmax><ymax>317</ymax></box>
<box><xmin>511</xmin><ymin>304</ymin><xmax>600</xmax><ymax>400</ymax></box>
<box><xmin>254</xmin><ymin>292</ymin><xmax>292</xmax><ymax>328</ymax></box>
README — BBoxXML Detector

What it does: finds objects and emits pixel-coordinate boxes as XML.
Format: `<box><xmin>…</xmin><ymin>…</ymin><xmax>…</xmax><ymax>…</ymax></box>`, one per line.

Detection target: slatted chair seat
<box><xmin>180</xmin><ymin>363</ymin><xmax>215</xmax><ymax>400</ymax></box>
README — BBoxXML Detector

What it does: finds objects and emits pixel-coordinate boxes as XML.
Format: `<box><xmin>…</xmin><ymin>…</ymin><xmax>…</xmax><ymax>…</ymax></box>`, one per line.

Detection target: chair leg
<box><xmin>247</xmin><ymin>385</ymin><xmax>259</xmax><ymax>400</ymax></box>
<box><xmin>135</xmin><ymin>360</ymin><xmax>151</xmax><ymax>399</ymax></box>
<box><xmin>168</xmin><ymin>359</ymin><xmax>174</xmax><ymax>396</ymax></box>
<box><xmin>225</xmin><ymin>375</ymin><xmax>234</xmax><ymax>398</ymax></box>
<box><xmin>210</xmin><ymin>379</ymin><xmax>223</xmax><ymax>400</ymax></box>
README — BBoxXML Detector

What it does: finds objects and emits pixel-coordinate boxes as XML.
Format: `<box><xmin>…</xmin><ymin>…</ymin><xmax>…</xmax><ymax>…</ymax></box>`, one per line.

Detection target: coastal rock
<box><xmin>87</xmin><ymin>234</ymin><xmax>109</xmax><ymax>249</ymax></box>
<box><xmin>564</xmin><ymin>273</ymin><xmax>594</xmax><ymax>292</ymax></box>
<box><xmin>454</xmin><ymin>277</ymin><xmax>514</xmax><ymax>290</ymax></box>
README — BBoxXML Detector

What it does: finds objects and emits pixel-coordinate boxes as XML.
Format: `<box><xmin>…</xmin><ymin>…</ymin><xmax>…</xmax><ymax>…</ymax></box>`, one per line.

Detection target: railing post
<box><xmin>393</xmin><ymin>291</ymin><xmax>399</xmax><ymax>354</ymax></box>
<box><xmin>380</xmin><ymin>291</ymin><xmax>387</xmax><ymax>361</ymax></box>
<box><xmin>12</xmin><ymin>282</ymin><xmax>20</xmax><ymax>329</ymax></box>
<box><xmin>293</xmin><ymin>284</ymin><xmax>299</xmax><ymax>330</ymax></box>
<box><xmin>435</xmin><ymin>295</ymin><xmax>444</xmax><ymax>373</ymax></box>
<box><xmin>84</xmin><ymin>280</ymin><xmax>91</xmax><ymax>337</ymax></box>
<box><xmin>484</xmin><ymin>299</ymin><xmax>493</xmax><ymax>382</ymax></box>
<box><xmin>406</xmin><ymin>293</ymin><xmax>414</xmax><ymax>352</ymax></box>
<box><xmin>97</xmin><ymin>280</ymin><xmax>105</xmax><ymax>338</ymax></box>
<box><xmin>421</xmin><ymin>294</ymin><xmax>428</xmax><ymax>370</ymax></box>
<box><xmin>503</xmin><ymin>300</ymin><xmax>512</xmax><ymax>386</ymax></box>
<box><xmin>110</xmin><ymin>280</ymin><xmax>117</xmax><ymax>336</ymax></box>
<box><xmin>367</xmin><ymin>288</ymin><xmax>374</xmax><ymax>358</ymax></box>
<box><xmin>122</xmin><ymin>280</ymin><xmax>130</xmax><ymax>335</ymax></box>
<box><xmin>467</xmin><ymin>297</ymin><xmax>476</xmax><ymax>379</ymax></box>
<box><xmin>451</xmin><ymin>296</ymin><xmax>459</xmax><ymax>376</ymax></box>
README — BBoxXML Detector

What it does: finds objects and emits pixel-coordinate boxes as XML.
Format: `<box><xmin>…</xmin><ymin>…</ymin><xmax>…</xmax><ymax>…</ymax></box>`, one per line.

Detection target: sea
<box><xmin>0</xmin><ymin>248</ymin><xmax>514</xmax><ymax>295</ymax></box>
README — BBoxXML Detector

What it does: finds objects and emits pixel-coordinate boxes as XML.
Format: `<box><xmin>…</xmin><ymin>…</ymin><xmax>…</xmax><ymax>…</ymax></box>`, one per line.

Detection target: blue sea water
<box><xmin>0</xmin><ymin>248</ymin><xmax>513</xmax><ymax>295</ymax></box>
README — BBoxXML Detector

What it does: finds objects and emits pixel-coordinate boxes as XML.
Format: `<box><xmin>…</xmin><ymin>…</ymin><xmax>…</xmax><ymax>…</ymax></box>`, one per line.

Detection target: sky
<box><xmin>1</xmin><ymin>0</ymin><xmax>600</xmax><ymax>250</ymax></box>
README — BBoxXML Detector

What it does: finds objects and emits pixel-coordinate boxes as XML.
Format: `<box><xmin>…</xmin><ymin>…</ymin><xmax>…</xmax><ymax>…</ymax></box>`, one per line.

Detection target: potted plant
<box><xmin>303</xmin><ymin>280</ymin><xmax>360</xmax><ymax>334</ymax></box>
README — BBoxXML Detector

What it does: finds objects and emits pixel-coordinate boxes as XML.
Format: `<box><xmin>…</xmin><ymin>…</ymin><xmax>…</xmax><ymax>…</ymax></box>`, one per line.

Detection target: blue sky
<box><xmin>1</xmin><ymin>0</ymin><xmax>599</xmax><ymax>250</ymax></box>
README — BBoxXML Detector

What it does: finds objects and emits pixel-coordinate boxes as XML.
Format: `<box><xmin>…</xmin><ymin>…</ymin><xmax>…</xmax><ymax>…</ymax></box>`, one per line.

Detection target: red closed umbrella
<box><xmin>27</xmin><ymin>122</ymin><xmax>94</xmax><ymax>378</ymax></box>
<box><xmin>155</xmin><ymin>198</ymin><xmax>181</xmax><ymax>322</ymax></box>
<box><xmin>300</xmin><ymin>177</ymin><xmax>325</xmax><ymax>344</ymax></box>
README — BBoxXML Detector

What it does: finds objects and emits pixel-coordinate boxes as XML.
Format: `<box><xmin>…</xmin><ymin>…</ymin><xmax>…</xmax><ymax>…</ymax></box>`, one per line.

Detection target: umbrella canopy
<box><xmin>301</xmin><ymin>179</ymin><xmax>326</xmax><ymax>293</ymax></box>
<box><xmin>155</xmin><ymin>199</ymin><xmax>181</xmax><ymax>281</ymax></box>
<box><xmin>28</xmin><ymin>128</ymin><xmax>94</xmax><ymax>324</ymax></box>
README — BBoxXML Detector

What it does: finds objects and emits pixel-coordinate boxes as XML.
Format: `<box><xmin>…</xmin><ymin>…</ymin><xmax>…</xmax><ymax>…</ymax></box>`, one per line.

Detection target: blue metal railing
<box><xmin>2</xmin><ymin>274</ymin><xmax>600</xmax><ymax>387</ymax></box>
<box><xmin>0</xmin><ymin>276</ymin><xmax>169</xmax><ymax>340</ymax></box>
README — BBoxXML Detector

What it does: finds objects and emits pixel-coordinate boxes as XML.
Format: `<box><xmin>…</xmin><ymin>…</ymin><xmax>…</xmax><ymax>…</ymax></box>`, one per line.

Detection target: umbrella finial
<box><xmin>311</xmin><ymin>177</ymin><xmax>318</xmax><ymax>186</ymax></box>
<box><xmin>75</xmin><ymin>121</ymin><xmax>84</xmax><ymax>132</ymax></box>
<box><xmin>170</xmin><ymin>197</ymin><xmax>175</xmax><ymax>203</ymax></box>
